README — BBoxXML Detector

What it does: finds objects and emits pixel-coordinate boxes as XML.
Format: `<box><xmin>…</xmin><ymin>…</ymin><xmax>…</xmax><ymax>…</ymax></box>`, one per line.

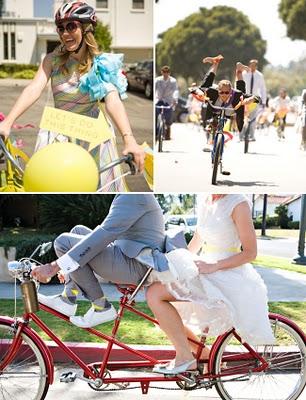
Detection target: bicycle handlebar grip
<box><xmin>125</xmin><ymin>153</ymin><xmax>136</xmax><ymax>175</ymax></box>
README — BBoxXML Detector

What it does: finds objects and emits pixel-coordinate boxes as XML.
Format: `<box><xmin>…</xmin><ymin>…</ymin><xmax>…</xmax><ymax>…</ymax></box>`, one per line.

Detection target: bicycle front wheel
<box><xmin>213</xmin><ymin>316</ymin><xmax>306</xmax><ymax>400</ymax></box>
<box><xmin>0</xmin><ymin>320</ymin><xmax>49</xmax><ymax>400</ymax></box>
<box><xmin>156</xmin><ymin>114</ymin><xmax>164</xmax><ymax>152</ymax></box>
<box><xmin>212</xmin><ymin>135</ymin><xmax>222</xmax><ymax>185</ymax></box>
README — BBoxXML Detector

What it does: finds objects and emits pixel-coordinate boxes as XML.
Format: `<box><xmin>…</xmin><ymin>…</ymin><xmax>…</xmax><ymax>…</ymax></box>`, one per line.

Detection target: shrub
<box><xmin>0</xmin><ymin>71</ymin><xmax>8</xmax><ymax>78</ymax></box>
<box><xmin>39</xmin><ymin>194</ymin><xmax>115</xmax><ymax>233</ymax></box>
<box><xmin>12</xmin><ymin>70</ymin><xmax>36</xmax><ymax>79</ymax></box>
<box><xmin>0</xmin><ymin>64</ymin><xmax>38</xmax><ymax>74</ymax></box>
<box><xmin>288</xmin><ymin>220</ymin><xmax>299</xmax><ymax>229</ymax></box>
<box><xmin>0</xmin><ymin>232</ymin><xmax>57</xmax><ymax>261</ymax></box>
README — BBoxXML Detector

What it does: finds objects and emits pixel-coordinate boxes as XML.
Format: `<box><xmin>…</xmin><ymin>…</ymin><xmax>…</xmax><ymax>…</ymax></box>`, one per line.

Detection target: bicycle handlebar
<box><xmin>99</xmin><ymin>153</ymin><xmax>136</xmax><ymax>175</ymax></box>
<box><xmin>155</xmin><ymin>105</ymin><xmax>173</xmax><ymax>109</ymax></box>
<box><xmin>205</xmin><ymin>99</ymin><xmax>243</xmax><ymax>112</ymax></box>
<box><xmin>0</xmin><ymin>136</ymin><xmax>24</xmax><ymax>174</ymax></box>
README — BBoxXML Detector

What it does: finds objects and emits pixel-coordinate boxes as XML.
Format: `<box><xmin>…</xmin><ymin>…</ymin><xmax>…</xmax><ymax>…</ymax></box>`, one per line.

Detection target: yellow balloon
<box><xmin>23</xmin><ymin>142</ymin><xmax>99</xmax><ymax>192</ymax></box>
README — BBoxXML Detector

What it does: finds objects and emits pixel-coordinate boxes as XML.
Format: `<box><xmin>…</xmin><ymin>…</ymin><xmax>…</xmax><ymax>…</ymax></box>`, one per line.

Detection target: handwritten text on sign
<box><xmin>39</xmin><ymin>106</ymin><xmax>113</xmax><ymax>151</ymax></box>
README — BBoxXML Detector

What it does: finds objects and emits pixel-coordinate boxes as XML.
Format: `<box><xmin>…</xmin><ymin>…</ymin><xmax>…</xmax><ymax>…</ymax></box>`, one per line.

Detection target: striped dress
<box><xmin>35</xmin><ymin>53</ymin><xmax>127</xmax><ymax>192</ymax></box>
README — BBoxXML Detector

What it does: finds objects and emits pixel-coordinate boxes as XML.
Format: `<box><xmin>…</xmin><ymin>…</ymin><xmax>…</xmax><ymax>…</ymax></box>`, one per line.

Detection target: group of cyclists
<box><xmin>155</xmin><ymin>56</ymin><xmax>306</xmax><ymax>151</ymax></box>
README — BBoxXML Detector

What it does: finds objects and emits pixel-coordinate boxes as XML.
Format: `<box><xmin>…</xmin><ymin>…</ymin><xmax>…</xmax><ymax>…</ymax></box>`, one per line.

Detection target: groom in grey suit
<box><xmin>33</xmin><ymin>194</ymin><xmax>182</xmax><ymax>327</ymax></box>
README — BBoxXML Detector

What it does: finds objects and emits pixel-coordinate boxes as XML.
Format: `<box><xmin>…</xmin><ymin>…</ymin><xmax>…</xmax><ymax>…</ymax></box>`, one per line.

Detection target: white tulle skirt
<box><xmin>159</xmin><ymin>249</ymin><xmax>275</xmax><ymax>345</ymax></box>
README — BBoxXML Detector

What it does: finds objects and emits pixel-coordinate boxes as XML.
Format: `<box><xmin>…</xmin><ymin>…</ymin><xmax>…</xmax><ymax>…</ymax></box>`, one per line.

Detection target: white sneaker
<box><xmin>37</xmin><ymin>293</ymin><xmax>77</xmax><ymax>317</ymax></box>
<box><xmin>70</xmin><ymin>305</ymin><xmax>117</xmax><ymax>328</ymax></box>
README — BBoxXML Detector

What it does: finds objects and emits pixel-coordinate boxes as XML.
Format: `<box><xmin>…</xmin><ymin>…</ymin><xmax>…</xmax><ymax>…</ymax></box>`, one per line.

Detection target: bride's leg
<box><xmin>184</xmin><ymin>326</ymin><xmax>210</xmax><ymax>360</ymax></box>
<box><xmin>146</xmin><ymin>282</ymin><xmax>195</xmax><ymax>366</ymax></box>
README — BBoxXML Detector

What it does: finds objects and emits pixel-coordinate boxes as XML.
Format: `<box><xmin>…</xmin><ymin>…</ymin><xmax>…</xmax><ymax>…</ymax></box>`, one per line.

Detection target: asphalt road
<box><xmin>0</xmin><ymin>79</ymin><xmax>153</xmax><ymax>192</ymax></box>
<box><xmin>154</xmin><ymin>122</ymin><xmax>306</xmax><ymax>192</ymax></box>
<box><xmin>257</xmin><ymin>236</ymin><xmax>299</xmax><ymax>258</ymax></box>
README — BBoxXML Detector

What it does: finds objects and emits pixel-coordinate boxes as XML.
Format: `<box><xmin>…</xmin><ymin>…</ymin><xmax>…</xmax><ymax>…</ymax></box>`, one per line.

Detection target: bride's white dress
<box><xmin>166</xmin><ymin>194</ymin><xmax>275</xmax><ymax>345</ymax></box>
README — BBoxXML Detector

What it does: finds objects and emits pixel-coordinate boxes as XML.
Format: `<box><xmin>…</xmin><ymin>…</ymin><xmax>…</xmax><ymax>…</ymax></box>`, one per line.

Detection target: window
<box><xmin>96</xmin><ymin>0</ymin><xmax>108</xmax><ymax>8</ymax></box>
<box><xmin>3</xmin><ymin>32</ymin><xmax>8</xmax><ymax>59</ymax></box>
<box><xmin>132</xmin><ymin>0</ymin><xmax>144</xmax><ymax>9</ymax></box>
<box><xmin>3</xmin><ymin>23</ymin><xmax>15</xmax><ymax>60</ymax></box>
<box><xmin>10</xmin><ymin>32</ymin><xmax>16</xmax><ymax>59</ymax></box>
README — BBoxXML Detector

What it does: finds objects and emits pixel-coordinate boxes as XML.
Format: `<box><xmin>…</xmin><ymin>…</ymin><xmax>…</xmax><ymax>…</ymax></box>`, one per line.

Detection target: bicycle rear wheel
<box><xmin>244</xmin><ymin>124</ymin><xmax>250</xmax><ymax>154</ymax></box>
<box><xmin>0</xmin><ymin>320</ymin><xmax>49</xmax><ymax>400</ymax></box>
<box><xmin>212</xmin><ymin>134</ymin><xmax>222</xmax><ymax>185</ymax></box>
<box><xmin>213</xmin><ymin>316</ymin><xmax>306</xmax><ymax>400</ymax></box>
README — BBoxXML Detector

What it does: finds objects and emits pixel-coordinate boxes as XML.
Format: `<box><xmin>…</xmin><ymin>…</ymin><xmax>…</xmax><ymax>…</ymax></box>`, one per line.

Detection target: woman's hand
<box><xmin>31</xmin><ymin>262</ymin><xmax>60</xmax><ymax>283</ymax></box>
<box><xmin>122</xmin><ymin>135</ymin><xmax>145</xmax><ymax>173</ymax></box>
<box><xmin>0</xmin><ymin>120</ymin><xmax>12</xmax><ymax>140</ymax></box>
<box><xmin>195</xmin><ymin>260</ymin><xmax>218</xmax><ymax>274</ymax></box>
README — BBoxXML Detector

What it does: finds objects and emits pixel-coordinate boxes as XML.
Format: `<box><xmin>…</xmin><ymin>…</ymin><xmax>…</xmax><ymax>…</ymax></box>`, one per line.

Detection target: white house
<box><xmin>283</xmin><ymin>195</ymin><xmax>302</xmax><ymax>222</ymax></box>
<box><xmin>253</xmin><ymin>195</ymin><xmax>293</xmax><ymax>218</ymax></box>
<box><xmin>0</xmin><ymin>0</ymin><xmax>153</xmax><ymax>65</ymax></box>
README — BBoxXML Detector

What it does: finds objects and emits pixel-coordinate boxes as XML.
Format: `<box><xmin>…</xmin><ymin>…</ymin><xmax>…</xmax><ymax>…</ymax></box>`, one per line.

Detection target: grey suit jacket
<box><xmin>62</xmin><ymin>194</ymin><xmax>179</xmax><ymax>271</ymax></box>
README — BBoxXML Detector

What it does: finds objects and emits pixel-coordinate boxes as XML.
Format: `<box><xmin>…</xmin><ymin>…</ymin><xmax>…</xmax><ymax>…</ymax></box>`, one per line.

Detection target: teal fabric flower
<box><xmin>79</xmin><ymin>53</ymin><xmax>128</xmax><ymax>101</ymax></box>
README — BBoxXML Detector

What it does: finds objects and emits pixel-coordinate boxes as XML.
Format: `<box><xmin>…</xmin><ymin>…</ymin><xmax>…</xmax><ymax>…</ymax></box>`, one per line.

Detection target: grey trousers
<box><xmin>54</xmin><ymin>225</ymin><xmax>148</xmax><ymax>301</ymax></box>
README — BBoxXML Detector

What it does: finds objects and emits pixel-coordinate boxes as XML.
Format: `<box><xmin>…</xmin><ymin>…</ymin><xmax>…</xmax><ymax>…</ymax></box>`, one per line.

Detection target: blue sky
<box><xmin>34</xmin><ymin>0</ymin><xmax>53</xmax><ymax>18</ymax></box>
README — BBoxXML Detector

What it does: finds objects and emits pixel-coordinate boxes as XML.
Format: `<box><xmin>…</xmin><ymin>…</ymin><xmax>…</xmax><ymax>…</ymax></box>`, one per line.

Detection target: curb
<box><xmin>47</xmin><ymin>341</ymin><xmax>175</xmax><ymax>363</ymax></box>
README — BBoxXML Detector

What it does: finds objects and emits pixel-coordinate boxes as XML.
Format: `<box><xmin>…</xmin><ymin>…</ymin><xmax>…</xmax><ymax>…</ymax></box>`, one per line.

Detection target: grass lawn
<box><xmin>255</xmin><ymin>229</ymin><xmax>299</xmax><ymax>239</ymax></box>
<box><xmin>252</xmin><ymin>255</ymin><xmax>306</xmax><ymax>275</ymax></box>
<box><xmin>1</xmin><ymin>299</ymin><xmax>305</xmax><ymax>345</ymax></box>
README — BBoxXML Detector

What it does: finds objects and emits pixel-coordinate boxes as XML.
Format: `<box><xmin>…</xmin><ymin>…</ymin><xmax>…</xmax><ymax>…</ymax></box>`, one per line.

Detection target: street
<box><xmin>154</xmin><ymin>122</ymin><xmax>306</xmax><ymax>192</ymax></box>
<box><xmin>0</xmin><ymin>79</ymin><xmax>153</xmax><ymax>191</ymax></box>
<box><xmin>257</xmin><ymin>236</ymin><xmax>299</xmax><ymax>258</ymax></box>
<box><xmin>35</xmin><ymin>365</ymin><xmax>306</xmax><ymax>400</ymax></box>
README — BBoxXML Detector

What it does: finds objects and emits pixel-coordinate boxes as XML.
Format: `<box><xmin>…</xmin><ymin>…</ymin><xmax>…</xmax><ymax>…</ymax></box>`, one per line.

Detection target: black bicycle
<box><xmin>155</xmin><ymin>105</ymin><xmax>172</xmax><ymax>152</ymax></box>
<box><xmin>205</xmin><ymin>100</ymin><xmax>241</xmax><ymax>185</ymax></box>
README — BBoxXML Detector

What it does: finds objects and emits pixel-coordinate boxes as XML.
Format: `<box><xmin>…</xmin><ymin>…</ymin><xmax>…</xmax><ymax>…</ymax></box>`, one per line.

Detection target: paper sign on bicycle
<box><xmin>39</xmin><ymin>106</ymin><xmax>113</xmax><ymax>151</ymax></box>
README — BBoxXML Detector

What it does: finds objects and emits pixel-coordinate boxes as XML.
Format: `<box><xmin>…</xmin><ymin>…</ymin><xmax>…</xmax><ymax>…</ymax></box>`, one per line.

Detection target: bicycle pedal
<box><xmin>221</xmin><ymin>171</ymin><xmax>230</xmax><ymax>175</ymax></box>
<box><xmin>60</xmin><ymin>371</ymin><xmax>77</xmax><ymax>383</ymax></box>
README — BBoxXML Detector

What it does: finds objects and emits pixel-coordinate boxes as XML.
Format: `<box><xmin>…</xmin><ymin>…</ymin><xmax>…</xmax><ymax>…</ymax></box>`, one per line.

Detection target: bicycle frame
<box><xmin>211</xmin><ymin>109</ymin><xmax>227</xmax><ymax>164</ymax></box>
<box><xmin>1</xmin><ymin>284</ymin><xmax>275</xmax><ymax>395</ymax></box>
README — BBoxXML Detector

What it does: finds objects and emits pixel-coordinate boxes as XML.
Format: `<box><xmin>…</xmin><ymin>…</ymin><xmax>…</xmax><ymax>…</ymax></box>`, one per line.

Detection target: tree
<box><xmin>275</xmin><ymin>204</ymin><xmax>291</xmax><ymax>229</ymax></box>
<box><xmin>94</xmin><ymin>20</ymin><xmax>112</xmax><ymax>52</ymax></box>
<box><xmin>279</xmin><ymin>0</ymin><xmax>306</xmax><ymax>41</ymax></box>
<box><xmin>39</xmin><ymin>195</ymin><xmax>115</xmax><ymax>233</ymax></box>
<box><xmin>156</xmin><ymin>6</ymin><xmax>267</xmax><ymax>82</ymax></box>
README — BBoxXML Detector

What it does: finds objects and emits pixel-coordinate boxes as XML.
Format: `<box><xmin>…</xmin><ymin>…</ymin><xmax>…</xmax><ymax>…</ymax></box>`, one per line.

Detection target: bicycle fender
<box><xmin>207</xmin><ymin>329</ymin><xmax>233</xmax><ymax>374</ymax></box>
<box><xmin>269</xmin><ymin>313</ymin><xmax>306</xmax><ymax>343</ymax></box>
<box><xmin>0</xmin><ymin>316</ymin><xmax>54</xmax><ymax>384</ymax></box>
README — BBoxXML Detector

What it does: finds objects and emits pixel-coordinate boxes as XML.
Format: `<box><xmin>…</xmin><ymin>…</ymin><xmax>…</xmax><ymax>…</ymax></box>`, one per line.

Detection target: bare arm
<box><xmin>0</xmin><ymin>53</ymin><xmax>53</xmax><ymax>138</ymax></box>
<box><xmin>196</xmin><ymin>201</ymin><xmax>257</xmax><ymax>273</ymax></box>
<box><xmin>104</xmin><ymin>90</ymin><xmax>145</xmax><ymax>172</ymax></box>
<box><xmin>188</xmin><ymin>229</ymin><xmax>203</xmax><ymax>254</ymax></box>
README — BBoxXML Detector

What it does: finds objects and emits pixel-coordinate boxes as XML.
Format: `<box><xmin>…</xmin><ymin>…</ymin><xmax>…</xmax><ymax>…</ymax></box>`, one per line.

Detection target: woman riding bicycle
<box><xmin>0</xmin><ymin>1</ymin><xmax>144</xmax><ymax>191</ymax></box>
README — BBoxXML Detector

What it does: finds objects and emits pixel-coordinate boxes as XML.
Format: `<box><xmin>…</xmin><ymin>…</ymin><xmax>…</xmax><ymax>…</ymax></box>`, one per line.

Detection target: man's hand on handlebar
<box><xmin>31</xmin><ymin>262</ymin><xmax>60</xmax><ymax>284</ymax></box>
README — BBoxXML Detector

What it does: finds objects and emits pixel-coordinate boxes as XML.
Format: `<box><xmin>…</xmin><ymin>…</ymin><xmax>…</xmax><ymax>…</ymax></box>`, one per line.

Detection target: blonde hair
<box><xmin>218</xmin><ymin>80</ymin><xmax>232</xmax><ymax>90</ymax></box>
<box><xmin>55</xmin><ymin>24</ymin><xmax>101</xmax><ymax>75</ymax></box>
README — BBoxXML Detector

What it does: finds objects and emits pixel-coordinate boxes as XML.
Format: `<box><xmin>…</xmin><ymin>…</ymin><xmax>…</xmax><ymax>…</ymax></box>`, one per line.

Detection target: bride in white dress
<box><xmin>148</xmin><ymin>194</ymin><xmax>274</xmax><ymax>375</ymax></box>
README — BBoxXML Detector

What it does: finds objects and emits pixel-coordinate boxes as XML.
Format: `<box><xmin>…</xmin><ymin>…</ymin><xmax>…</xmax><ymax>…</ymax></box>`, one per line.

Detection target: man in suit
<box><xmin>199</xmin><ymin>55</ymin><xmax>261</xmax><ymax>133</ymax></box>
<box><xmin>242</xmin><ymin>59</ymin><xmax>267</xmax><ymax>140</ymax></box>
<box><xmin>32</xmin><ymin>194</ymin><xmax>170</xmax><ymax>328</ymax></box>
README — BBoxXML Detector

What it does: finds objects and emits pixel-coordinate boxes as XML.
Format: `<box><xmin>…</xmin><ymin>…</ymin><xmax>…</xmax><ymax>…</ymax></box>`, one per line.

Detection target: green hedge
<box><xmin>0</xmin><ymin>71</ymin><xmax>8</xmax><ymax>79</ymax></box>
<box><xmin>12</xmin><ymin>69</ymin><xmax>36</xmax><ymax>79</ymax></box>
<box><xmin>0</xmin><ymin>63</ymin><xmax>38</xmax><ymax>74</ymax></box>
<box><xmin>0</xmin><ymin>232</ymin><xmax>57</xmax><ymax>261</ymax></box>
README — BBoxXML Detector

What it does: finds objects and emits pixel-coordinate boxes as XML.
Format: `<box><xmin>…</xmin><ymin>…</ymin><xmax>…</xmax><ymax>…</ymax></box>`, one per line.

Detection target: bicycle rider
<box><xmin>155</xmin><ymin>66</ymin><xmax>179</xmax><ymax>140</ymax></box>
<box><xmin>270</xmin><ymin>88</ymin><xmax>290</xmax><ymax>140</ymax></box>
<box><xmin>193</xmin><ymin>55</ymin><xmax>260</xmax><ymax>173</ymax></box>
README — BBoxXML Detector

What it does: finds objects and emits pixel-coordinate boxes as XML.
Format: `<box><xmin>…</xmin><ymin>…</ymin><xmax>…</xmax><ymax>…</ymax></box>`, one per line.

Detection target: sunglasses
<box><xmin>56</xmin><ymin>21</ymin><xmax>80</xmax><ymax>35</ymax></box>
<box><xmin>219</xmin><ymin>91</ymin><xmax>230</xmax><ymax>95</ymax></box>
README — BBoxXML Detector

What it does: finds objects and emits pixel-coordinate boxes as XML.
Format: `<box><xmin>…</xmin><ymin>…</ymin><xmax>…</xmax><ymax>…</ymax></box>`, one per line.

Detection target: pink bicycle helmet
<box><xmin>55</xmin><ymin>1</ymin><xmax>97</xmax><ymax>26</ymax></box>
